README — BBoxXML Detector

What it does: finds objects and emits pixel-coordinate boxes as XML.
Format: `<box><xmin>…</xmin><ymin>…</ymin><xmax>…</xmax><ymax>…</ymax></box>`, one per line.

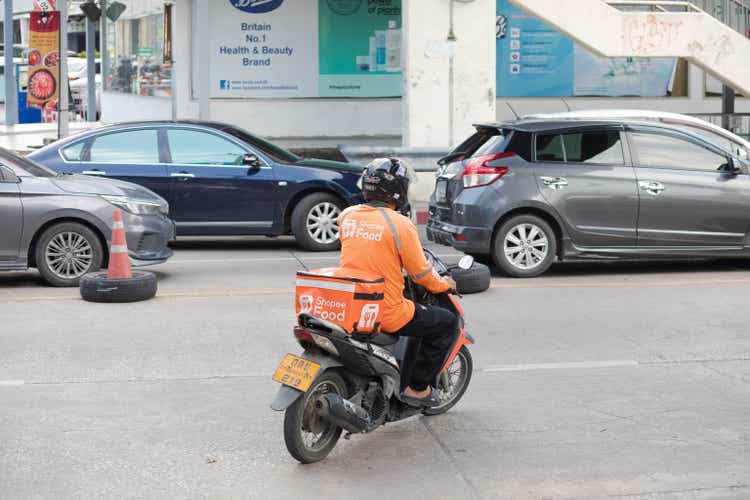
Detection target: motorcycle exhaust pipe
<box><xmin>315</xmin><ymin>393</ymin><xmax>372</xmax><ymax>433</ymax></box>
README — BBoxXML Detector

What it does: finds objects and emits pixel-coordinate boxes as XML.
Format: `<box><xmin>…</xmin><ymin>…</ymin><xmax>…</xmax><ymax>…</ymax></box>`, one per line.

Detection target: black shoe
<box><xmin>400</xmin><ymin>388</ymin><xmax>441</xmax><ymax>408</ymax></box>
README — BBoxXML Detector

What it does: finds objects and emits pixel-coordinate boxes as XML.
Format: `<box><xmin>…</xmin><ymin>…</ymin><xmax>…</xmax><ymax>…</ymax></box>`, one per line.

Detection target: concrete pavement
<box><xmin>1</xmin><ymin>239</ymin><xmax>749</xmax><ymax>499</ymax></box>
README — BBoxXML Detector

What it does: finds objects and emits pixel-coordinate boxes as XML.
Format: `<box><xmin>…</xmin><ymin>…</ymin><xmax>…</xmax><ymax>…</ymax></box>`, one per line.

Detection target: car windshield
<box><xmin>221</xmin><ymin>126</ymin><xmax>300</xmax><ymax>163</ymax></box>
<box><xmin>0</xmin><ymin>149</ymin><xmax>58</xmax><ymax>177</ymax></box>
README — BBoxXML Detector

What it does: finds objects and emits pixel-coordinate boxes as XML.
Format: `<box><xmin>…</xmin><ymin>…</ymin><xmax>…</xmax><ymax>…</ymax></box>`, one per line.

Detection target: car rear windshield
<box><xmin>221</xmin><ymin>126</ymin><xmax>300</xmax><ymax>164</ymax></box>
<box><xmin>0</xmin><ymin>149</ymin><xmax>57</xmax><ymax>177</ymax></box>
<box><xmin>449</xmin><ymin>128</ymin><xmax>532</xmax><ymax>162</ymax></box>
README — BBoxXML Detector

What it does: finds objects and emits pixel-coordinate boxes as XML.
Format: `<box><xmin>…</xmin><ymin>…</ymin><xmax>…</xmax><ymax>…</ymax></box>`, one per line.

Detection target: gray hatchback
<box><xmin>0</xmin><ymin>148</ymin><xmax>174</xmax><ymax>286</ymax></box>
<box><xmin>427</xmin><ymin>119</ymin><xmax>750</xmax><ymax>277</ymax></box>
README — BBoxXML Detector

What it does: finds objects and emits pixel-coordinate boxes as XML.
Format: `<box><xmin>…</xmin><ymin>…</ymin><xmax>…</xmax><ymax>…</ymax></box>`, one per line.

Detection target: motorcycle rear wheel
<box><xmin>283</xmin><ymin>371</ymin><xmax>348</xmax><ymax>464</ymax></box>
<box><xmin>423</xmin><ymin>346</ymin><xmax>473</xmax><ymax>416</ymax></box>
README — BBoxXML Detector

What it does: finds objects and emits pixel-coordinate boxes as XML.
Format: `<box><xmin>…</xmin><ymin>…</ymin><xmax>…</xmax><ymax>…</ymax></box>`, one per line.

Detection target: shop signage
<box><xmin>496</xmin><ymin>0</ymin><xmax>676</xmax><ymax>97</ymax></box>
<box><xmin>27</xmin><ymin>10</ymin><xmax>60</xmax><ymax>108</ymax></box>
<box><xmin>211</xmin><ymin>0</ymin><xmax>401</xmax><ymax>98</ymax></box>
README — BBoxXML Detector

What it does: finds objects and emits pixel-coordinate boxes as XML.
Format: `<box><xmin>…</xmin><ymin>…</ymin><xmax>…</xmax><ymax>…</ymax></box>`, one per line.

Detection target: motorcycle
<box><xmin>270</xmin><ymin>250</ymin><xmax>475</xmax><ymax>463</ymax></box>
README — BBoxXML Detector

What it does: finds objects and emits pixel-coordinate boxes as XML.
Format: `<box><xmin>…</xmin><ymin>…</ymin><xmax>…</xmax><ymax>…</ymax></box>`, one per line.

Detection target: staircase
<box><xmin>508</xmin><ymin>0</ymin><xmax>750</xmax><ymax>96</ymax></box>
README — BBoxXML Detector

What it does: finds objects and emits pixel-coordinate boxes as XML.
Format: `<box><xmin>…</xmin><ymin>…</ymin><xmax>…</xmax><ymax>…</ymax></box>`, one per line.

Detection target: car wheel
<box><xmin>34</xmin><ymin>222</ymin><xmax>104</xmax><ymax>287</ymax></box>
<box><xmin>291</xmin><ymin>193</ymin><xmax>344</xmax><ymax>252</ymax></box>
<box><xmin>492</xmin><ymin>214</ymin><xmax>556</xmax><ymax>278</ymax></box>
<box><xmin>450</xmin><ymin>262</ymin><xmax>491</xmax><ymax>294</ymax></box>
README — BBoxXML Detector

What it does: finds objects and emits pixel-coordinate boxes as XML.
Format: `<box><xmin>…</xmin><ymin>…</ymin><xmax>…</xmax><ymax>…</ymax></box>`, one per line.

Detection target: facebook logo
<box><xmin>219</xmin><ymin>80</ymin><xmax>231</xmax><ymax>90</ymax></box>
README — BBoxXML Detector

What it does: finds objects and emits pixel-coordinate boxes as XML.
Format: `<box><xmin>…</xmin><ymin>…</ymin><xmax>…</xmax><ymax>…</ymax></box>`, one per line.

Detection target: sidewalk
<box><xmin>0</xmin><ymin>122</ymin><xmax>102</xmax><ymax>154</ymax></box>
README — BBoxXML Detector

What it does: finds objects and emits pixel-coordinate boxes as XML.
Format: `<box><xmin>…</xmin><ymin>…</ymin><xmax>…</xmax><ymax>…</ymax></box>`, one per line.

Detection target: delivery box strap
<box><xmin>295</xmin><ymin>279</ymin><xmax>356</xmax><ymax>293</ymax></box>
<box><xmin>354</xmin><ymin>292</ymin><xmax>385</xmax><ymax>301</ymax></box>
<box><xmin>296</xmin><ymin>272</ymin><xmax>385</xmax><ymax>284</ymax></box>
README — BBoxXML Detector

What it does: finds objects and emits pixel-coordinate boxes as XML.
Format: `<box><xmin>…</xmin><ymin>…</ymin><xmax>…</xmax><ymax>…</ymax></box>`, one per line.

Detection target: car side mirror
<box><xmin>0</xmin><ymin>165</ymin><xmax>20</xmax><ymax>183</ymax></box>
<box><xmin>243</xmin><ymin>153</ymin><xmax>261</xmax><ymax>171</ymax></box>
<box><xmin>721</xmin><ymin>157</ymin><xmax>742</xmax><ymax>176</ymax></box>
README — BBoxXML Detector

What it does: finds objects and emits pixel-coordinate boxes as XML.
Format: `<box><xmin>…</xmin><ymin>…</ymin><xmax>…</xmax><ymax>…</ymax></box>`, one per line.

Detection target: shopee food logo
<box><xmin>302</xmin><ymin>296</ymin><xmax>347</xmax><ymax>322</ymax></box>
<box><xmin>359</xmin><ymin>304</ymin><xmax>380</xmax><ymax>329</ymax></box>
<box><xmin>341</xmin><ymin>220</ymin><xmax>384</xmax><ymax>241</ymax></box>
<box><xmin>229</xmin><ymin>0</ymin><xmax>283</xmax><ymax>13</ymax></box>
<box><xmin>299</xmin><ymin>295</ymin><xmax>314</xmax><ymax>314</ymax></box>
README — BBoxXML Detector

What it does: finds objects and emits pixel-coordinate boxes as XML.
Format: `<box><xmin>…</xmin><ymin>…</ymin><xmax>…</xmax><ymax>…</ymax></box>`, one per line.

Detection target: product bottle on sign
<box><xmin>385</xmin><ymin>20</ymin><xmax>401</xmax><ymax>72</ymax></box>
<box><xmin>369</xmin><ymin>36</ymin><xmax>377</xmax><ymax>73</ymax></box>
<box><xmin>375</xmin><ymin>31</ymin><xmax>386</xmax><ymax>71</ymax></box>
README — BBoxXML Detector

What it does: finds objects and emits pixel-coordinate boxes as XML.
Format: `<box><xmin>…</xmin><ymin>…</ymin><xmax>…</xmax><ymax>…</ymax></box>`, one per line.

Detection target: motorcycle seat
<box><xmin>368</xmin><ymin>333</ymin><xmax>399</xmax><ymax>347</ymax></box>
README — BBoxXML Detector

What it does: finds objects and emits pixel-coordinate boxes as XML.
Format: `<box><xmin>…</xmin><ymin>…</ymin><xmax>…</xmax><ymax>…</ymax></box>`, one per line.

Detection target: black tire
<box><xmin>451</xmin><ymin>262</ymin><xmax>491</xmax><ymax>294</ymax></box>
<box><xmin>423</xmin><ymin>346</ymin><xmax>473</xmax><ymax>416</ymax></box>
<box><xmin>283</xmin><ymin>371</ymin><xmax>348</xmax><ymax>464</ymax></box>
<box><xmin>34</xmin><ymin>222</ymin><xmax>104</xmax><ymax>287</ymax></box>
<box><xmin>492</xmin><ymin>214</ymin><xmax>557</xmax><ymax>278</ymax></box>
<box><xmin>79</xmin><ymin>271</ymin><xmax>158</xmax><ymax>303</ymax></box>
<box><xmin>291</xmin><ymin>193</ymin><xmax>344</xmax><ymax>252</ymax></box>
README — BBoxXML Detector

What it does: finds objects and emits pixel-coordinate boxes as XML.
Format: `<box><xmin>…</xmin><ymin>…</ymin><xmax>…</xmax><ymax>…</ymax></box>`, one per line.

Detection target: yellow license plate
<box><xmin>272</xmin><ymin>354</ymin><xmax>321</xmax><ymax>392</ymax></box>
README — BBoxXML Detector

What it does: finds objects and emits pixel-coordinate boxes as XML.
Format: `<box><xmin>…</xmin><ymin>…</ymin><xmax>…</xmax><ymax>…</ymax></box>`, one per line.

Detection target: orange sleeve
<box><xmin>398</xmin><ymin>219</ymin><xmax>451</xmax><ymax>294</ymax></box>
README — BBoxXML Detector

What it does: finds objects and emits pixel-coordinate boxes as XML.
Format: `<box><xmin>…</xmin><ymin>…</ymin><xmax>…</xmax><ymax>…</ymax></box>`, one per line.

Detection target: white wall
<box><xmin>100</xmin><ymin>0</ymin><xmax>750</xmax><ymax>145</ymax></box>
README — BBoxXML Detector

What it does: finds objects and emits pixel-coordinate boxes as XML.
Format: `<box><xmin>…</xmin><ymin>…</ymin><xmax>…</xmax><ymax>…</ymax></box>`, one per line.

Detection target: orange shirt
<box><xmin>338</xmin><ymin>204</ymin><xmax>451</xmax><ymax>333</ymax></box>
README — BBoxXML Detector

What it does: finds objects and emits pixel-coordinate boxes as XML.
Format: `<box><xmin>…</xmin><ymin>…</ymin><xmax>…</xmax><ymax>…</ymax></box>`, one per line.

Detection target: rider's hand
<box><xmin>444</xmin><ymin>276</ymin><xmax>457</xmax><ymax>293</ymax></box>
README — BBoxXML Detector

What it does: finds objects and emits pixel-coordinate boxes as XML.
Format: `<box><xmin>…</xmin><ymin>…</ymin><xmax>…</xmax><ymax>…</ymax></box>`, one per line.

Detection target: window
<box><xmin>89</xmin><ymin>130</ymin><xmax>160</xmax><ymax>164</ymax></box>
<box><xmin>535</xmin><ymin>134</ymin><xmax>564</xmax><ymax>162</ymax></box>
<box><xmin>630</xmin><ymin>132</ymin><xmax>728</xmax><ymax>172</ymax></box>
<box><xmin>167</xmin><ymin>129</ymin><xmax>247</xmax><ymax>166</ymax></box>
<box><xmin>562</xmin><ymin>131</ymin><xmax>624</xmax><ymax>165</ymax></box>
<box><xmin>62</xmin><ymin>142</ymin><xmax>85</xmax><ymax>161</ymax></box>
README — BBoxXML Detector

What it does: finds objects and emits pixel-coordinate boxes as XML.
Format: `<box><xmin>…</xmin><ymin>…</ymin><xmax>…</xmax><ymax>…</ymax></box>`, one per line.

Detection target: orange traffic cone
<box><xmin>108</xmin><ymin>210</ymin><xmax>132</xmax><ymax>279</ymax></box>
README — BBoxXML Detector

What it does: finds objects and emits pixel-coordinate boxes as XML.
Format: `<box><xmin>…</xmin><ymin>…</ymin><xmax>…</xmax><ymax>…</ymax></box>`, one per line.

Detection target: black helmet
<box><xmin>361</xmin><ymin>158</ymin><xmax>415</xmax><ymax>211</ymax></box>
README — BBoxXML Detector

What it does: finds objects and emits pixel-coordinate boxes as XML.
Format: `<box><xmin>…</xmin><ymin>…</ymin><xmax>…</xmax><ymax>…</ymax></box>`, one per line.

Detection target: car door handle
<box><xmin>170</xmin><ymin>172</ymin><xmax>195</xmax><ymax>180</ymax></box>
<box><xmin>638</xmin><ymin>180</ymin><xmax>665</xmax><ymax>195</ymax></box>
<box><xmin>82</xmin><ymin>170</ymin><xmax>107</xmax><ymax>176</ymax></box>
<box><xmin>540</xmin><ymin>176</ymin><xmax>568</xmax><ymax>190</ymax></box>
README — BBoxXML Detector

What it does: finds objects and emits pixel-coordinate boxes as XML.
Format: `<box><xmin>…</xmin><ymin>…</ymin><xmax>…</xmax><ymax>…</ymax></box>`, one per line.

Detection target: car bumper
<box><xmin>123</xmin><ymin>213</ymin><xmax>176</xmax><ymax>265</ymax></box>
<box><xmin>426</xmin><ymin>217</ymin><xmax>492</xmax><ymax>254</ymax></box>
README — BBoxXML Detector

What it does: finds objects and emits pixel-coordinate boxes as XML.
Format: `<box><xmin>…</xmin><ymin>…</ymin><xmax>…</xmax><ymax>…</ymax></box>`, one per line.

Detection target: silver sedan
<box><xmin>0</xmin><ymin>148</ymin><xmax>174</xmax><ymax>286</ymax></box>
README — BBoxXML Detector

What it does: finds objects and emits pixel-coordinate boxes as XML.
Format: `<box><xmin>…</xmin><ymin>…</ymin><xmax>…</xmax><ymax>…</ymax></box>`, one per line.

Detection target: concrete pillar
<box><xmin>172</xmin><ymin>0</ymin><xmax>194</xmax><ymax>119</ymax></box>
<box><xmin>402</xmin><ymin>0</ymin><xmax>496</xmax><ymax>148</ymax></box>
<box><xmin>196</xmin><ymin>0</ymin><xmax>210</xmax><ymax>120</ymax></box>
<box><xmin>4</xmin><ymin>0</ymin><xmax>18</xmax><ymax>126</ymax></box>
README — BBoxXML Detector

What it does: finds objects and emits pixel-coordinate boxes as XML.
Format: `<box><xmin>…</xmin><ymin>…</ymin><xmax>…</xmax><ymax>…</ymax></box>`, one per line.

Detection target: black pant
<box><xmin>397</xmin><ymin>303</ymin><xmax>458</xmax><ymax>392</ymax></box>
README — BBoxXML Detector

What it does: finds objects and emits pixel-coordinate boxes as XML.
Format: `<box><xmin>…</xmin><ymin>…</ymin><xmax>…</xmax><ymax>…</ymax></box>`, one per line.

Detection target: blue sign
<box><xmin>496</xmin><ymin>0</ymin><xmax>676</xmax><ymax>98</ymax></box>
<box><xmin>229</xmin><ymin>0</ymin><xmax>284</xmax><ymax>14</ymax></box>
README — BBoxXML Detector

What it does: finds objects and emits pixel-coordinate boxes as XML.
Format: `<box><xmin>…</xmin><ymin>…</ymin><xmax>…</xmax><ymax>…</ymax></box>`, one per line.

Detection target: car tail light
<box><xmin>462</xmin><ymin>152</ymin><xmax>514</xmax><ymax>188</ymax></box>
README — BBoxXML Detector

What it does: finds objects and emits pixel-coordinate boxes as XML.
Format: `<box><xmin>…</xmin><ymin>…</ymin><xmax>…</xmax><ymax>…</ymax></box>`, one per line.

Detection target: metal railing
<box><xmin>690</xmin><ymin>0</ymin><xmax>750</xmax><ymax>35</ymax></box>
<box><xmin>690</xmin><ymin>113</ymin><xmax>750</xmax><ymax>139</ymax></box>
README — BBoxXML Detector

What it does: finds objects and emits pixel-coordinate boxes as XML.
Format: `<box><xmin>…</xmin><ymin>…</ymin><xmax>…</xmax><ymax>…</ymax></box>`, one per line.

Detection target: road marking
<box><xmin>481</xmin><ymin>360</ymin><xmax>639</xmax><ymax>372</ymax></box>
<box><xmin>490</xmin><ymin>277</ymin><xmax>750</xmax><ymax>289</ymax></box>
<box><xmin>0</xmin><ymin>380</ymin><xmax>25</xmax><ymax>387</ymax></box>
<box><xmin>3</xmin><ymin>275</ymin><xmax>749</xmax><ymax>303</ymax></box>
<box><xmin>165</xmin><ymin>253</ymin><xmax>461</xmax><ymax>265</ymax></box>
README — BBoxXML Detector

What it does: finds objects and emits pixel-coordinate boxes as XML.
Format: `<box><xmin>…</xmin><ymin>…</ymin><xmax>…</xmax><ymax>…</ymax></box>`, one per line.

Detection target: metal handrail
<box><xmin>606</xmin><ymin>0</ymin><xmax>702</xmax><ymax>11</ymax></box>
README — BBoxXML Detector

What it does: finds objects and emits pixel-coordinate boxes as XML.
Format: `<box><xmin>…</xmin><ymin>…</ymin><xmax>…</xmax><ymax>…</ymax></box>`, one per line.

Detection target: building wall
<box><xmin>101</xmin><ymin>0</ymin><xmax>750</xmax><ymax>145</ymax></box>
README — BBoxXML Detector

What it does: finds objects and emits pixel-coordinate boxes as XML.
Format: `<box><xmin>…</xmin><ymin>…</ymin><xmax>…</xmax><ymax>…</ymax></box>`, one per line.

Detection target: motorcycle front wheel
<box><xmin>423</xmin><ymin>345</ymin><xmax>473</xmax><ymax>416</ymax></box>
<box><xmin>283</xmin><ymin>370</ymin><xmax>348</xmax><ymax>464</ymax></box>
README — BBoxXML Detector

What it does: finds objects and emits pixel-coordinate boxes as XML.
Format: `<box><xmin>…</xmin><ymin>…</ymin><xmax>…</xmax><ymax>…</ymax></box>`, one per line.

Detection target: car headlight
<box><xmin>100</xmin><ymin>195</ymin><xmax>168</xmax><ymax>216</ymax></box>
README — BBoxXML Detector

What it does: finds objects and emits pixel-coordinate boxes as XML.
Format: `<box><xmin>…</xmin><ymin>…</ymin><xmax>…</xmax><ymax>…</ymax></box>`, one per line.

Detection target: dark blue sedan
<box><xmin>30</xmin><ymin>121</ymin><xmax>363</xmax><ymax>251</ymax></box>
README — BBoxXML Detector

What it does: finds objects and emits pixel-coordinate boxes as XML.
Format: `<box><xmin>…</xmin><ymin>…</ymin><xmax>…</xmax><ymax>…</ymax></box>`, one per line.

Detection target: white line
<box><xmin>0</xmin><ymin>380</ymin><xmax>25</xmax><ymax>387</ymax></box>
<box><xmin>482</xmin><ymin>360</ymin><xmax>639</xmax><ymax>372</ymax></box>
<box><xmin>165</xmin><ymin>253</ymin><xmax>461</xmax><ymax>265</ymax></box>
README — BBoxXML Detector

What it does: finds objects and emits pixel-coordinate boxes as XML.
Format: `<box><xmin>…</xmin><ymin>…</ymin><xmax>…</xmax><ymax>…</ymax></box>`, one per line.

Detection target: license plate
<box><xmin>272</xmin><ymin>354</ymin><xmax>321</xmax><ymax>392</ymax></box>
<box><xmin>436</xmin><ymin>180</ymin><xmax>448</xmax><ymax>202</ymax></box>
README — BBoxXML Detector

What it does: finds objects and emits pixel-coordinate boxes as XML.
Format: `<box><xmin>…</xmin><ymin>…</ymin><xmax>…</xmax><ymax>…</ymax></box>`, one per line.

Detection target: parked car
<box><xmin>427</xmin><ymin>118</ymin><xmax>750</xmax><ymax>277</ymax></box>
<box><xmin>524</xmin><ymin>109</ymin><xmax>750</xmax><ymax>160</ymax></box>
<box><xmin>29</xmin><ymin>121</ymin><xmax>363</xmax><ymax>251</ymax></box>
<box><xmin>0</xmin><ymin>148</ymin><xmax>173</xmax><ymax>286</ymax></box>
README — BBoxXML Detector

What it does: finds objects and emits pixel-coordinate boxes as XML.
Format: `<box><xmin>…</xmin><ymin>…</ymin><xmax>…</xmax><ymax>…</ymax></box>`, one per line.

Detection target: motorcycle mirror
<box><xmin>458</xmin><ymin>255</ymin><xmax>474</xmax><ymax>270</ymax></box>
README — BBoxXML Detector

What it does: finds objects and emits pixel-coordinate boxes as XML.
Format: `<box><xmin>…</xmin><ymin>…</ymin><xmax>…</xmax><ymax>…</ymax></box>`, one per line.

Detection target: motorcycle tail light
<box><xmin>293</xmin><ymin>326</ymin><xmax>319</xmax><ymax>353</ymax></box>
